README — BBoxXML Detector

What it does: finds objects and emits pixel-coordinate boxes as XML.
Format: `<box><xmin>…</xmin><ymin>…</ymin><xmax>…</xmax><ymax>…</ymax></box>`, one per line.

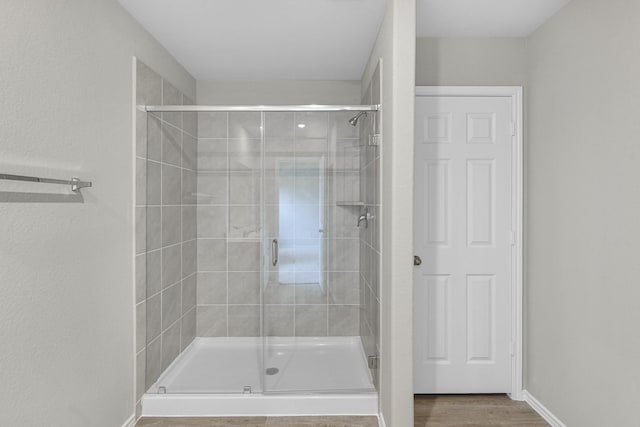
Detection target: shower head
<box><xmin>348</xmin><ymin>111</ymin><xmax>367</xmax><ymax>127</ymax></box>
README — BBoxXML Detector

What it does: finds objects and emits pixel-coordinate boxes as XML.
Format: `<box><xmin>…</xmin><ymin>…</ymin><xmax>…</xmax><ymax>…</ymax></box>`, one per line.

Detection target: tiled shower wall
<box><xmin>135</xmin><ymin>60</ymin><xmax>197</xmax><ymax>409</ymax></box>
<box><xmin>360</xmin><ymin>63</ymin><xmax>382</xmax><ymax>387</ymax></box>
<box><xmin>196</xmin><ymin>112</ymin><xmax>362</xmax><ymax>337</ymax></box>
<box><xmin>195</xmin><ymin>111</ymin><xmax>263</xmax><ymax>337</ymax></box>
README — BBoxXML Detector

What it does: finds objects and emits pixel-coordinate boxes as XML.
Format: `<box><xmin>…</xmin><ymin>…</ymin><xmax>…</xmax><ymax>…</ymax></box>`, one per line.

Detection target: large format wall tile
<box><xmin>197</xmin><ymin>305</ymin><xmax>227</xmax><ymax>337</ymax></box>
<box><xmin>181</xmin><ymin>308</ymin><xmax>196</xmax><ymax>350</ymax></box>
<box><xmin>328</xmin><ymin>305</ymin><xmax>359</xmax><ymax>336</ymax></box>
<box><xmin>264</xmin><ymin>305</ymin><xmax>294</xmax><ymax>336</ymax></box>
<box><xmin>197</xmin><ymin>239</ymin><xmax>227</xmax><ymax>271</ymax></box>
<box><xmin>162</xmin><ymin>206</ymin><xmax>181</xmax><ymax>247</ymax></box>
<box><xmin>161</xmin><ymin>321</ymin><xmax>181</xmax><ymax>371</ymax></box>
<box><xmin>161</xmin><ymin>283</ymin><xmax>181</xmax><ymax>330</ymax></box>
<box><xmin>182</xmin><ymin>274</ymin><xmax>197</xmax><ymax>313</ymax></box>
<box><xmin>198</xmin><ymin>112</ymin><xmax>227</xmax><ymax>138</ymax></box>
<box><xmin>229</xmin><ymin>112</ymin><xmax>261</xmax><ymax>139</ymax></box>
<box><xmin>197</xmin><ymin>272</ymin><xmax>227</xmax><ymax>304</ymax></box>
<box><xmin>228</xmin><ymin>305</ymin><xmax>260</xmax><ymax>336</ymax></box>
<box><xmin>182</xmin><ymin>240</ymin><xmax>197</xmax><ymax>278</ymax></box>
<box><xmin>135</xmin><ymin>60</ymin><xmax>197</xmax><ymax>405</ymax></box>
<box><xmin>359</xmin><ymin>65</ymin><xmax>381</xmax><ymax>389</ymax></box>
<box><xmin>295</xmin><ymin>305</ymin><xmax>328</xmax><ymax>337</ymax></box>
<box><xmin>228</xmin><ymin>272</ymin><xmax>260</xmax><ymax>304</ymax></box>
<box><xmin>197</xmin><ymin>111</ymin><xmax>362</xmax><ymax>339</ymax></box>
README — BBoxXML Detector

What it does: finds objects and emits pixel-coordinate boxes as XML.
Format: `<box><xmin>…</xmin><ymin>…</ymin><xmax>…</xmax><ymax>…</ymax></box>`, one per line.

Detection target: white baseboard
<box><xmin>377</xmin><ymin>412</ymin><xmax>387</xmax><ymax>427</ymax></box>
<box><xmin>121</xmin><ymin>414</ymin><xmax>136</xmax><ymax>427</ymax></box>
<box><xmin>522</xmin><ymin>390</ymin><xmax>567</xmax><ymax>427</ymax></box>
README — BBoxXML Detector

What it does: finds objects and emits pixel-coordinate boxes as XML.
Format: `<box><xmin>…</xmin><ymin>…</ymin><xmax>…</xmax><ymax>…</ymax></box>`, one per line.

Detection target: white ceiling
<box><xmin>417</xmin><ymin>0</ymin><xmax>571</xmax><ymax>38</ymax></box>
<box><xmin>119</xmin><ymin>0</ymin><xmax>386</xmax><ymax>81</ymax></box>
<box><xmin>119</xmin><ymin>0</ymin><xmax>570</xmax><ymax>81</ymax></box>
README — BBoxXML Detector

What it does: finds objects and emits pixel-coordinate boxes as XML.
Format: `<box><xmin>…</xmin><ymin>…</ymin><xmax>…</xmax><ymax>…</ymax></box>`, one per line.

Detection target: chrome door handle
<box><xmin>357</xmin><ymin>207</ymin><xmax>370</xmax><ymax>228</ymax></box>
<box><xmin>414</xmin><ymin>255</ymin><xmax>422</xmax><ymax>266</ymax></box>
<box><xmin>272</xmin><ymin>239</ymin><xmax>279</xmax><ymax>267</ymax></box>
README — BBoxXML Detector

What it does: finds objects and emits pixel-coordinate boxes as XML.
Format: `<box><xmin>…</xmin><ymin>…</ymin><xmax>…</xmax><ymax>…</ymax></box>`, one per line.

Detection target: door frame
<box><xmin>414</xmin><ymin>86</ymin><xmax>524</xmax><ymax>400</ymax></box>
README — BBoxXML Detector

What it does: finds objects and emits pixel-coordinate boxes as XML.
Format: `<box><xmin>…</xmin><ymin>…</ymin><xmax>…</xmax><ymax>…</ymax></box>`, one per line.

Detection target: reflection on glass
<box><xmin>276</xmin><ymin>157</ymin><xmax>325</xmax><ymax>287</ymax></box>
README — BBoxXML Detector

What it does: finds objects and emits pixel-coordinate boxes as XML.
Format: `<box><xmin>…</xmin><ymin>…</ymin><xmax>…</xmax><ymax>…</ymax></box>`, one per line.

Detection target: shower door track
<box><xmin>143</xmin><ymin>104</ymin><xmax>380</xmax><ymax>113</ymax></box>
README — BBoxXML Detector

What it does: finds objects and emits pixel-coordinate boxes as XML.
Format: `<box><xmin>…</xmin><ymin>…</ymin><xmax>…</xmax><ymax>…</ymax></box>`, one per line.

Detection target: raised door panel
<box><xmin>423</xmin><ymin>113</ymin><xmax>452</xmax><ymax>144</ymax></box>
<box><xmin>423</xmin><ymin>160</ymin><xmax>451</xmax><ymax>247</ymax></box>
<box><xmin>467</xmin><ymin>113</ymin><xmax>497</xmax><ymax>144</ymax></box>
<box><xmin>466</xmin><ymin>275</ymin><xmax>495</xmax><ymax>363</ymax></box>
<box><xmin>467</xmin><ymin>160</ymin><xmax>496</xmax><ymax>248</ymax></box>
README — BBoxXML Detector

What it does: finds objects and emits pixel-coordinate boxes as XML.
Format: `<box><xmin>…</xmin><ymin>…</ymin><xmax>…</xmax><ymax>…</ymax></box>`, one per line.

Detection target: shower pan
<box><xmin>140</xmin><ymin>104</ymin><xmax>380</xmax><ymax>416</ymax></box>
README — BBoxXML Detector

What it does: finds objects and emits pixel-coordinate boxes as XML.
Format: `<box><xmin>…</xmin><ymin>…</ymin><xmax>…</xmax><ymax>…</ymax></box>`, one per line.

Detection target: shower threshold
<box><xmin>141</xmin><ymin>336</ymin><xmax>378</xmax><ymax>417</ymax></box>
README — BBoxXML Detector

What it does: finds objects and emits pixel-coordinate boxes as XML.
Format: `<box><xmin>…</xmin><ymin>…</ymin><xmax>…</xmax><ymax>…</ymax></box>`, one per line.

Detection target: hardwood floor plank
<box><xmin>136</xmin><ymin>417</ymin><xmax>267</xmax><ymax>427</ymax></box>
<box><xmin>414</xmin><ymin>395</ymin><xmax>549</xmax><ymax>426</ymax></box>
<box><xmin>265</xmin><ymin>416</ymin><xmax>378</xmax><ymax>426</ymax></box>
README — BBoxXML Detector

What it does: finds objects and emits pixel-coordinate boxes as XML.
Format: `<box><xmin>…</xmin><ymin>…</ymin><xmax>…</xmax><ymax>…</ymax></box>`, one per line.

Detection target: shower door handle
<box><xmin>271</xmin><ymin>239</ymin><xmax>278</xmax><ymax>267</ymax></box>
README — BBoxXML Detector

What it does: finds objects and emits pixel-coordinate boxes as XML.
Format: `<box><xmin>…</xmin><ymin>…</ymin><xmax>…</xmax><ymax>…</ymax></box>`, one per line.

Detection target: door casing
<box><xmin>414</xmin><ymin>86</ymin><xmax>524</xmax><ymax>400</ymax></box>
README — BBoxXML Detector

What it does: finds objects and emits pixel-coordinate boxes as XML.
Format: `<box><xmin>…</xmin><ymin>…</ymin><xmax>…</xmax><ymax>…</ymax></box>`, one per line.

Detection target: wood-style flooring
<box><xmin>135</xmin><ymin>394</ymin><xmax>549</xmax><ymax>427</ymax></box>
<box><xmin>414</xmin><ymin>395</ymin><xmax>549</xmax><ymax>426</ymax></box>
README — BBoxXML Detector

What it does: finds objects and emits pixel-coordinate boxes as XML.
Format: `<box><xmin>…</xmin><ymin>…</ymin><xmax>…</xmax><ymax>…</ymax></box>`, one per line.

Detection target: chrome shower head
<box><xmin>348</xmin><ymin>111</ymin><xmax>367</xmax><ymax>127</ymax></box>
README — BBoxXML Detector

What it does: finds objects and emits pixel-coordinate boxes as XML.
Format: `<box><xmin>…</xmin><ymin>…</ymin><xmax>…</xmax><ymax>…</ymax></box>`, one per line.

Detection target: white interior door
<box><xmin>413</xmin><ymin>95</ymin><xmax>513</xmax><ymax>393</ymax></box>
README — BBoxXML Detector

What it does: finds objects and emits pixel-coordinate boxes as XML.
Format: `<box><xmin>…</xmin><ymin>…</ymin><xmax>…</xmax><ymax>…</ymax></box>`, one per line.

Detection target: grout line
<box><xmin>160</xmin><ymin>312</ymin><xmax>183</xmax><ymax>337</ymax></box>
<box><xmin>196</xmin><ymin>303</ymin><xmax>357</xmax><ymax>306</ymax></box>
<box><xmin>225</xmin><ymin>112</ymin><xmax>230</xmax><ymax>338</ymax></box>
<box><xmin>158</xmin><ymin>78</ymin><xmax>165</xmax><ymax>365</ymax></box>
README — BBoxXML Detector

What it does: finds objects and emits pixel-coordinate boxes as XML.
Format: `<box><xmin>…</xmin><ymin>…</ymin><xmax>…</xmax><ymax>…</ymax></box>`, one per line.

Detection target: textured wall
<box><xmin>526</xmin><ymin>0</ymin><xmax>640</xmax><ymax>425</ymax></box>
<box><xmin>0</xmin><ymin>1</ymin><xmax>194</xmax><ymax>426</ymax></box>
<box><xmin>416</xmin><ymin>38</ymin><xmax>527</xmax><ymax>86</ymax></box>
<box><xmin>135</xmin><ymin>60</ymin><xmax>197</xmax><ymax>409</ymax></box>
<box><xmin>361</xmin><ymin>0</ymin><xmax>416</xmax><ymax>424</ymax></box>
<box><xmin>197</xmin><ymin>80</ymin><xmax>362</xmax><ymax>105</ymax></box>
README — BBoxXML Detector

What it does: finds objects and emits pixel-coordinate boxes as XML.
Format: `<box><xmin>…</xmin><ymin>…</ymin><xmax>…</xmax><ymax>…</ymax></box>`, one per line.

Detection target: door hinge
<box><xmin>510</xmin><ymin>342</ymin><xmax>515</xmax><ymax>357</ymax></box>
<box><xmin>509</xmin><ymin>230</ymin><xmax>516</xmax><ymax>246</ymax></box>
<box><xmin>510</xmin><ymin>122</ymin><xmax>516</xmax><ymax>137</ymax></box>
<box><xmin>368</xmin><ymin>355</ymin><xmax>379</xmax><ymax>370</ymax></box>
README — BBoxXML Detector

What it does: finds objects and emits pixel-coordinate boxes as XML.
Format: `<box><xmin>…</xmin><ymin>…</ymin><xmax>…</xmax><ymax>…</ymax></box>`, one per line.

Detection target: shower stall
<box><xmin>135</xmin><ymin>62</ymin><xmax>381</xmax><ymax>417</ymax></box>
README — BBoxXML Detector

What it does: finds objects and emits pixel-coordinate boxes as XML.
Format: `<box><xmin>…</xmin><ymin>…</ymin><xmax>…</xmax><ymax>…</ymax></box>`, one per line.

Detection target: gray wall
<box><xmin>135</xmin><ymin>60</ymin><xmax>198</xmax><ymax>409</ymax></box>
<box><xmin>362</xmin><ymin>0</ymin><xmax>416</xmax><ymax>424</ymax></box>
<box><xmin>197</xmin><ymin>80</ymin><xmax>362</xmax><ymax>105</ymax></box>
<box><xmin>0</xmin><ymin>1</ymin><xmax>195</xmax><ymax>426</ymax></box>
<box><xmin>526</xmin><ymin>0</ymin><xmax>640</xmax><ymax>425</ymax></box>
<box><xmin>416</xmin><ymin>37</ymin><xmax>527</xmax><ymax>86</ymax></box>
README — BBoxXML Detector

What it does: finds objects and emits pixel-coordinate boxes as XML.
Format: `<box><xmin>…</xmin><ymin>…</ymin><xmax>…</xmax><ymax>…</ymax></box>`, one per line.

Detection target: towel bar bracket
<box><xmin>0</xmin><ymin>173</ymin><xmax>93</xmax><ymax>193</ymax></box>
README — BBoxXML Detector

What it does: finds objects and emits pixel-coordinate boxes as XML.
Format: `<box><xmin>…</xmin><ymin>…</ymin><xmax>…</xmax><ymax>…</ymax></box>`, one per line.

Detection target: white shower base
<box><xmin>141</xmin><ymin>336</ymin><xmax>378</xmax><ymax>417</ymax></box>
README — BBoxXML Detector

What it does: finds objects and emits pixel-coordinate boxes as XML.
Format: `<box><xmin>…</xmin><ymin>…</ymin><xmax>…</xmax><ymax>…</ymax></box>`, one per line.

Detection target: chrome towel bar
<box><xmin>0</xmin><ymin>173</ymin><xmax>92</xmax><ymax>193</ymax></box>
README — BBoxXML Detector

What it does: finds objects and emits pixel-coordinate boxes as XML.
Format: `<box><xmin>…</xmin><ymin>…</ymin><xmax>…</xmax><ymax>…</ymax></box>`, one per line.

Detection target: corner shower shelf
<box><xmin>336</xmin><ymin>201</ymin><xmax>365</xmax><ymax>207</ymax></box>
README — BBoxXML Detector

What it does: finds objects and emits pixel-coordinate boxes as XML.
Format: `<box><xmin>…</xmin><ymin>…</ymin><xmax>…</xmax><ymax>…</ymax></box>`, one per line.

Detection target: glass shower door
<box><xmin>262</xmin><ymin>111</ymin><xmax>375</xmax><ymax>394</ymax></box>
<box><xmin>262</xmin><ymin>112</ymin><xmax>330</xmax><ymax>393</ymax></box>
